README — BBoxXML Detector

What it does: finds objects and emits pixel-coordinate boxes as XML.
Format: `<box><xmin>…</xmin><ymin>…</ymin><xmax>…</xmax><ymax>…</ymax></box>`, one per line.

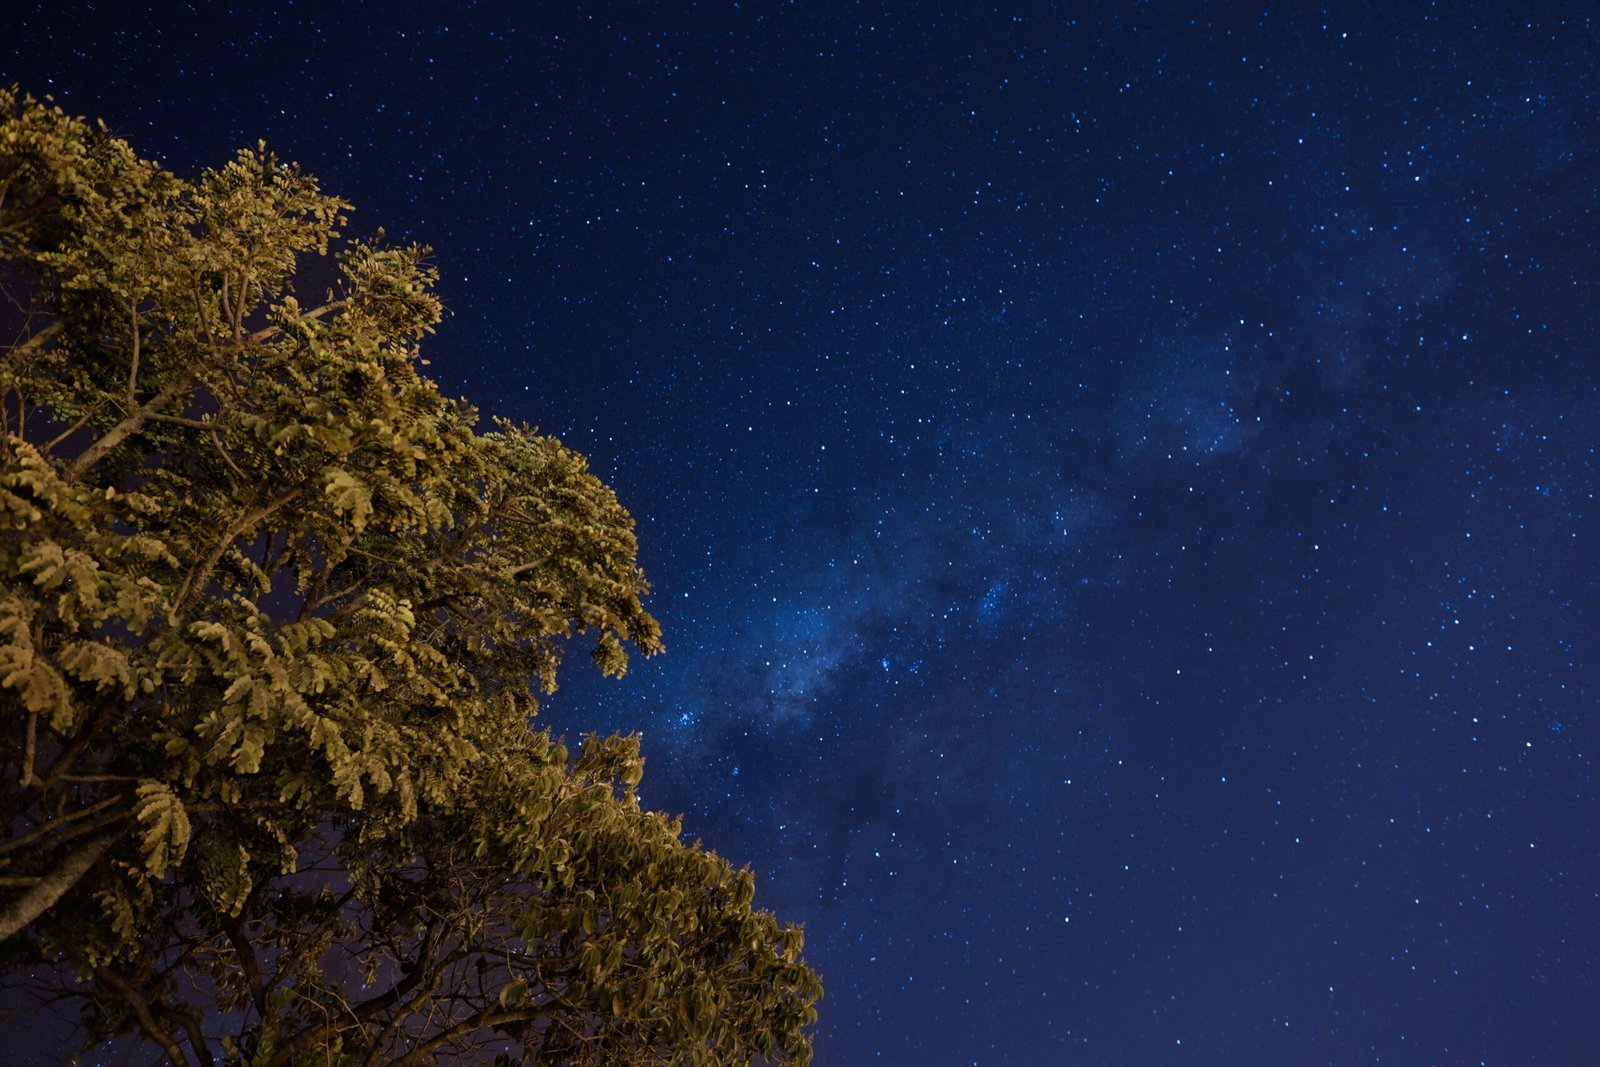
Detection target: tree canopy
<box><xmin>0</xmin><ymin>87</ymin><xmax>819</xmax><ymax>1065</ymax></box>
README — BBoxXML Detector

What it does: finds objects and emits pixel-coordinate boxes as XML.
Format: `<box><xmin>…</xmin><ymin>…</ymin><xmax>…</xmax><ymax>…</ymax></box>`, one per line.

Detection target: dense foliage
<box><xmin>0</xmin><ymin>87</ymin><xmax>819</xmax><ymax>1064</ymax></box>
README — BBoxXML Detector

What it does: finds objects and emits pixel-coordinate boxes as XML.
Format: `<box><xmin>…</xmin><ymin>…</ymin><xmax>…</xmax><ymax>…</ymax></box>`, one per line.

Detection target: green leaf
<box><xmin>133</xmin><ymin>780</ymin><xmax>191</xmax><ymax>880</ymax></box>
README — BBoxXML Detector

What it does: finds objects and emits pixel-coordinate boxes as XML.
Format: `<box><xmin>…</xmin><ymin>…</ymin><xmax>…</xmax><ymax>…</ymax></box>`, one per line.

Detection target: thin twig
<box><xmin>211</xmin><ymin>428</ymin><xmax>247</xmax><ymax>482</ymax></box>
<box><xmin>0</xmin><ymin>802</ymin><xmax>132</xmax><ymax>858</ymax></box>
<box><xmin>42</xmin><ymin>397</ymin><xmax>113</xmax><ymax>453</ymax></box>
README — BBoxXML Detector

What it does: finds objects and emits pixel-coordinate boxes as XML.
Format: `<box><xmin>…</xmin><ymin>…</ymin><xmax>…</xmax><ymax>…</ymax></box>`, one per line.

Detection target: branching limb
<box><xmin>263</xmin><ymin>886</ymin><xmax>359</xmax><ymax>999</ymax></box>
<box><xmin>94</xmin><ymin>968</ymin><xmax>193</xmax><ymax>1067</ymax></box>
<box><xmin>66</xmin><ymin>371</ymin><xmax>197</xmax><ymax>483</ymax></box>
<box><xmin>360</xmin><ymin>968</ymin><xmax>444</xmax><ymax>1067</ymax></box>
<box><xmin>0</xmin><ymin>794</ymin><xmax>128</xmax><ymax>857</ymax></box>
<box><xmin>0</xmin><ymin>697</ymin><xmax>122</xmax><ymax>826</ymax></box>
<box><xmin>173</xmin><ymin>485</ymin><xmax>305</xmax><ymax>618</ymax></box>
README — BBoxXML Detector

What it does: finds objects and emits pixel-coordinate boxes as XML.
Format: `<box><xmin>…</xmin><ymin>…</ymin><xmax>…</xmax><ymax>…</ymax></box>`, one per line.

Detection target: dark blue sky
<box><xmin>7</xmin><ymin>3</ymin><xmax>1598</xmax><ymax>1063</ymax></box>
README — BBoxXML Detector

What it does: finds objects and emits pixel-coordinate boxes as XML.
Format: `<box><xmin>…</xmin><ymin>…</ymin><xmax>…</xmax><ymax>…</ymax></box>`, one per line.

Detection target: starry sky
<box><xmin>6</xmin><ymin>3</ymin><xmax>1598</xmax><ymax>1063</ymax></box>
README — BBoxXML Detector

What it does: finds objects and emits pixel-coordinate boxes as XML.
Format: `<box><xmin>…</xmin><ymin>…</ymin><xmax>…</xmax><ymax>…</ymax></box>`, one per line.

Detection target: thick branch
<box><xmin>0</xmin><ymin>832</ymin><xmax>118</xmax><ymax>942</ymax></box>
<box><xmin>383</xmin><ymin>1006</ymin><xmax>551</xmax><ymax>1067</ymax></box>
<box><xmin>174</xmin><ymin>1010</ymin><xmax>216</xmax><ymax>1067</ymax></box>
<box><xmin>249</xmin><ymin>299</ymin><xmax>345</xmax><ymax>343</ymax></box>
<box><xmin>221</xmin><ymin>913</ymin><xmax>268</xmax><ymax>1023</ymax></box>
<box><xmin>5</xmin><ymin>318</ymin><xmax>64</xmax><ymax>361</ymax></box>
<box><xmin>66</xmin><ymin>371</ymin><xmax>195</xmax><ymax>483</ymax></box>
<box><xmin>94</xmin><ymin>968</ymin><xmax>193</xmax><ymax>1067</ymax></box>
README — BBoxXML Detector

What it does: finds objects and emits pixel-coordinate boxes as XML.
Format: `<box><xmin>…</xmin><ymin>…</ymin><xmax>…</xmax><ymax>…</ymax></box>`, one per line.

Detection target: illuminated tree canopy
<box><xmin>0</xmin><ymin>87</ymin><xmax>819</xmax><ymax>1065</ymax></box>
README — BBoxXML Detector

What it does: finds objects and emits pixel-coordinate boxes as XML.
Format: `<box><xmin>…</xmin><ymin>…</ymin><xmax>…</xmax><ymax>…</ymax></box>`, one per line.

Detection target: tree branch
<box><xmin>0</xmin><ymin>831</ymin><xmax>118</xmax><ymax>942</ymax></box>
<box><xmin>94</xmin><ymin>968</ymin><xmax>194</xmax><ymax>1067</ymax></box>
<box><xmin>249</xmin><ymin>299</ymin><xmax>345</xmax><ymax>343</ymax></box>
<box><xmin>19</xmin><ymin>712</ymin><xmax>36</xmax><ymax>788</ymax></box>
<box><xmin>41</xmin><ymin>396</ymin><xmax>114</xmax><ymax>454</ymax></box>
<box><xmin>4</xmin><ymin>319</ymin><xmax>64</xmax><ymax>361</ymax></box>
<box><xmin>173</xmin><ymin>485</ymin><xmax>305</xmax><ymax>618</ymax></box>
<box><xmin>128</xmin><ymin>301</ymin><xmax>142</xmax><ymax>407</ymax></box>
<box><xmin>504</xmin><ymin>556</ymin><xmax>552</xmax><ymax>580</ymax></box>
<box><xmin>174</xmin><ymin>1009</ymin><xmax>216</xmax><ymax>1067</ymax></box>
<box><xmin>268</xmin><ymin>931</ymin><xmax>468</xmax><ymax>1067</ymax></box>
<box><xmin>383</xmin><ymin>1006</ymin><xmax>550</xmax><ymax>1067</ymax></box>
<box><xmin>0</xmin><ymin>794</ymin><xmax>127</xmax><ymax>857</ymax></box>
<box><xmin>144</xmin><ymin>413</ymin><xmax>217</xmax><ymax>430</ymax></box>
<box><xmin>264</xmin><ymin>886</ymin><xmax>359</xmax><ymax>999</ymax></box>
<box><xmin>221</xmin><ymin>912</ymin><xmax>268</xmax><ymax>1024</ymax></box>
<box><xmin>0</xmin><ymin>696</ymin><xmax>121</xmax><ymax>826</ymax></box>
<box><xmin>360</xmin><ymin>968</ymin><xmax>444</xmax><ymax>1067</ymax></box>
<box><xmin>66</xmin><ymin>371</ymin><xmax>196</xmax><ymax>483</ymax></box>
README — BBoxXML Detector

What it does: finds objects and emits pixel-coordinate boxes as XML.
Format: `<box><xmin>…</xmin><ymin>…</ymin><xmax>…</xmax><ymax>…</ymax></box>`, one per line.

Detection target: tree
<box><xmin>0</xmin><ymin>87</ymin><xmax>819</xmax><ymax>1064</ymax></box>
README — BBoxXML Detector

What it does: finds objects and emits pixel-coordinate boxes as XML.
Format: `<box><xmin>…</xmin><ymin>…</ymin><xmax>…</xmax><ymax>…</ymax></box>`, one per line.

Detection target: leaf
<box><xmin>198</xmin><ymin>836</ymin><xmax>252</xmax><ymax>918</ymax></box>
<box><xmin>56</xmin><ymin>639</ymin><xmax>135</xmax><ymax>697</ymax></box>
<box><xmin>323</xmin><ymin>467</ymin><xmax>374</xmax><ymax>532</ymax></box>
<box><xmin>133</xmin><ymin>780</ymin><xmax>191</xmax><ymax>880</ymax></box>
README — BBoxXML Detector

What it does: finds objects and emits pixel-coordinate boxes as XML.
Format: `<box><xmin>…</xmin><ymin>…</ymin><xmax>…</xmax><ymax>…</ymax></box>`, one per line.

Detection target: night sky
<box><xmin>6</xmin><ymin>3</ymin><xmax>1599</xmax><ymax>1063</ymax></box>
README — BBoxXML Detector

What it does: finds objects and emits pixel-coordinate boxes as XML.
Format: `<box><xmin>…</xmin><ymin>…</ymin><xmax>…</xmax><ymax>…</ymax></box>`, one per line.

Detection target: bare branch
<box><xmin>0</xmin><ymin>794</ymin><xmax>127</xmax><ymax>857</ymax></box>
<box><xmin>94</xmin><ymin>968</ymin><xmax>194</xmax><ymax>1067</ymax></box>
<box><xmin>360</xmin><ymin>969</ymin><xmax>444</xmax><ymax>1067</ymax></box>
<box><xmin>144</xmin><ymin>413</ymin><xmax>216</xmax><ymax>430</ymax></box>
<box><xmin>211</xmin><ymin>428</ymin><xmax>247</xmax><ymax>483</ymax></box>
<box><xmin>221</xmin><ymin>913</ymin><xmax>268</xmax><ymax>1024</ymax></box>
<box><xmin>173</xmin><ymin>1010</ymin><xmax>215</xmax><ymax>1067</ymax></box>
<box><xmin>0</xmin><ymin>697</ymin><xmax>122</xmax><ymax>826</ymax></box>
<box><xmin>0</xmin><ymin>832</ymin><xmax>119</xmax><ymax>942</ymax></box>
<box><xmin>383</xmin><ymin>1006</ymin><xmax>549</xmax><ymax>1067</ymax></box>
